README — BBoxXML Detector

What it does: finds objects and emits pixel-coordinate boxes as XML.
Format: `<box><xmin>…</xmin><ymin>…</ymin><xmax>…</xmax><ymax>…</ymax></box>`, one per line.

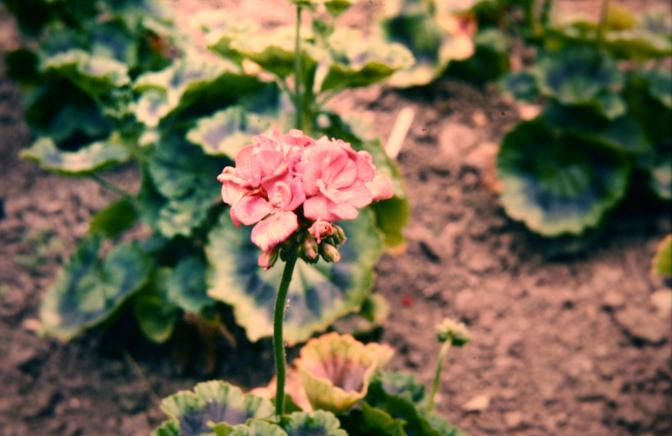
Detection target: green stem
<box><xmin>596</xmin><ymin>0</ymin><xmax>610</xmax><ymax>43</ymax></box>
<box><xmin>426</xmin><ymin>341</ymin><xmax>451</xmax><ymax>412</ymax></box>
<box><xmin>89</xmin><ymin>173</ymin><xmax>131</xmax><ymax>198</ymax></box>
<box><xmin>294</xmin><ymin>5</ymin><xmax>303</xmax><ymax>129</ymax></box>
<box><xmin>273</xmin><ymin>253</ymin><xmax>298</xmax><ymax>416</ymax></box>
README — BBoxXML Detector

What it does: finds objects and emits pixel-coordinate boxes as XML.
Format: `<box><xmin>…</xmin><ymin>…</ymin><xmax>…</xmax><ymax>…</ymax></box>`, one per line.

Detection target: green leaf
<box><xmin>225</xmin><ymin>26</ymin><xmax>319</xmax><ymax>78</ymax></box>
<box><xmin>21</xmin><ymin>136</ymin><xmax>131</xmax><ymax>175</ymax></box>
<box><xmin>152</xmin><ymin>420</ymin><xmax>181</xmax><ymax>436</ymax></box>
<box><xmin>340</xmin><ymin>403</ymin><xmax>406</xmax><ymax>436</ymax></box>
<box><xmin>133</xmin><ymin>269</ymin><xmax>178</xmax><ymax>343</ymax></box>
<box><xmin>159</xmin><ymin>381</ymin><xmax>274</xmax><ymax>436</ymax></box>
<box><xmin>375</xmin><ymin>371</ymin><xmax>425</xmax><ymax>405</ymax></box>
<box><xmin>187</xmin><ymin>107</ymin><xmax>274</xmax><ymax>158</ymax></box>
<box><xmin>40</xmin><ymin>237</ymin><xmax>153</xmax><ymax>341</ymax></box>
<box><xmin>381</xmin><ymin>0</ymin><xmax>476</xmax><ymax>87</ymax></box>
<box><xmin>365</xmin><ymin>374</ymin><xmax>465</xmax><ymax>436</ymax></box>
<box><xmin>652</xmin><ymin>235</ymin><xmax>672</xmax><ymax>280</ymax></box>
<box><xmin>638</xmin><ymin>147</ymin><xmax>672</xmax><ymax>201</ymax></box>
<box><xmin>500</xmin><ymin>71</ymin><xmax>539</xmax><ymax>102</ymax></box>
<box><xmin>641</xmin><ymin>67</ymin><xmax>672</xmax><ymax>109</ymax></box>
<box><xmin>532</xmin><ymin>46</ymin><xmax>623</xmax><ymax>118</ymax></box>
<box><xmin>140</xmin><ymin>135</ymin><xmax>221</xmax><ymax>237</ymax></box>
<box><xmin>541</xmin><ymin>104</ymin><xmax>651</xmax><ymax>155</ymax></box>
<box><xmin>281</xmin><ymin>411</ymin><xmax>347</xmax><ymax>436</ymax></box>
<box><xmin>497</xmin><ymin>119</ymin><xmax>630</xmax><ymax>236</ymax></box>
<box><xmin>320</xmin><ymin>29</ymin><xmax>413</xmax><ymax>92</ymax></box>
<box><xmin>206</xmin><ymin>210</ymin><xmax>383</xmax><ymax>344</ymax></box>
<box><xmin>296</xmin><ymin>333</ymin><xmax>393</xmax><ymax>413</ymax></box>
<box><xmin>88</xmin><ymin>198</ymin><xmax>138</xmax><ymax>238</ymax></box>
<box><xmin>40</xmin><ymin>49</ymin><xmax>130</xmax><ymax>96</ymax></box>
<box><xmin>228</xmin><ymin>420</ymin><xmax>286</xmax><ymax>436</ymax></box>
<box><xmin>167</xmin><ymin>256</ymin><xmax>213</xmax><ymax>314</ymax></box>
<box><xmin>133</xmin><ymin>56</ymin><xmax>268</xmax><ymax>127</ymax></box>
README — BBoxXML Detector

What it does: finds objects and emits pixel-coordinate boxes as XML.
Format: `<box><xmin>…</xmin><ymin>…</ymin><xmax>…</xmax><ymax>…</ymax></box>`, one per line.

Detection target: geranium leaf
<box><xmin>167</xmin><ymin>256</ymin><xmax>213</xmax><ymax>314</ymax></box>
<box><xmin>320</xmin><ymin>29</ymin><xmax>413</xmax><ymax>92</ymax></box>
<box><xmin>225</xmin><ymin>26</ymin><xmax>318</xmax><ymax>78</ymax></box>
<box><xmin>133</xmin><ymin>269</ymin><xmax>178</xmax><ymax>344</ymax></box>
<box><xmin>497</xmin><ymin>119</ymin><xmax>630</xmax><ymax>236</ymax></box>
<box><xmin>641</xmin><ymin>67</ymin><xmax>672</xmax><ymax>109</ymax></box>
<box><xmin>532</xmin><ymin>46</ymin><xmax>623</xmax><ymax>117</ymax></box>
<box><xmin>638</xmin><ymin>148</ymin><xmax>672</xmax><ymax>201</ymax></box>
<box><xmin>500</xmin><ymin>71</ymin><xmax>539</xmax><ymax>102</ymax></box>
<box><xmin>21</xmin><ymin>136</ymin><xmax>130</xmax><ymax>175</ymax></box>
<box><xmin>133</xmin><ymin>56</ymin><xmax>268</xmax><ymax>127</ymax></box>
<box><xmin>206</xmin><ymin>210</ymin><xmax>383</xmax><ymax>344</ymax></box>
<box><xmin>187</xmin><ymin>107</ymin><xmax>274</xmax><ymax>158</ymax></box>
<box><xmin>40</xmin><ymin>49</ymin><xmax>130</xmax><ymax>96</ymax></box>
<box><xmin>375</xmin><ymin>371</ymin><xmax>425</xmax><ymax>405</ymax></box>
<box><xmin>296</xmin><ymin>333</ymin><xmax>393</xmax><ymax>413</ymax></box>
<box><xmin>281</xmin><ymin>411</ymin><xmax>347</xmax><ymax>436</ymax></box>
<box><xmin>40</xmin><ymin>237</ymin><xmax>153</xmax><ymax>341</ymax></box>
<box><xmin>227</xmin><ymin>420</ymin><xmax>286</xmax><ymax>436</ymax></box>
<box><xmin>340</xmin><ymin>403</ymin><xmax>406</xmax><ymax>436</ymax></box>
<box><xmin>88</xmin><ymin>198</ymin><xmax>139</xmax><ymax>239</ymax></box>
<box><xmin>366</xmin><ymin>374</ymin><xmax>465</xmax><ymax>436</ymax></box>
<box><xmin>152</xmin><ymin>420</ymin><xmax>181</xmax><ymax>436</ymax></box>
<box><xmin>159</xmin><ymin>381</ymin><xmax>274</xmax><ymax>436</ymax></box>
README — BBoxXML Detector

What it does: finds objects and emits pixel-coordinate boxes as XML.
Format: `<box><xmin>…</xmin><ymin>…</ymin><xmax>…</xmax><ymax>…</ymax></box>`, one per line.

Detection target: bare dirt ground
<box><xmin>1</xmin><ymin>1</ymin><xmax>671</xmax><ymax>435</ymax></box>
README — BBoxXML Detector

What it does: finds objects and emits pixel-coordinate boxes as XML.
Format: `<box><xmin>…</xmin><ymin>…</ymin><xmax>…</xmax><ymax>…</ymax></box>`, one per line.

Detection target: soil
<box><xmin>1</xmin><ymin>1</ymin><xmax>671</xmax><ymax>435</ymax></box>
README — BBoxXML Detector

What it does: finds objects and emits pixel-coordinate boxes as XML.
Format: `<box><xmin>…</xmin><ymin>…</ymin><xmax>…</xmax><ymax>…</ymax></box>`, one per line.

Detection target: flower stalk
<box><xmin>294</xmin><ymin>5</ymin><xmax>303</xmax><ymax>129</ymax></box>
<box><xmin>427</xmin><ymin>341</ymin><xmax>451</xmax><ymax>412</ymax></box>
<box><xmin>273</xmin><ymin>252</ymin><xmax>298</xmax><ymax>415</ymax></box>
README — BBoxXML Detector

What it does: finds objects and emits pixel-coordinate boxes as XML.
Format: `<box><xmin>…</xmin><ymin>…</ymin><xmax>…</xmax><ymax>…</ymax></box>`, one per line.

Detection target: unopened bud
<box><xmin>320</xmin><ymin>243</ymin><xmax>341</xmax><ymax>263</ymax></box>
<box><xmin>258</xmin><ymin>248</ymin><xmax>279</xmax><ymax>270</ymax></box>
<box><xmin>301</xmin><ymin>235</ymin><xmax>319</xmax><ymax>262</ymax></box>
<box><xmin>332</xmin><ymin>224</ymin><xmax>346</xmax><ymax>245</ymax></box>
<box><xmin>436</xmin><ymin>318</ymin><xmax>470</xmax><ymax>346</ymax></box>
<box><xmin>308</xmin><ymin>219</ymin><xmax>334</xmax><ymax>244</ymax></box>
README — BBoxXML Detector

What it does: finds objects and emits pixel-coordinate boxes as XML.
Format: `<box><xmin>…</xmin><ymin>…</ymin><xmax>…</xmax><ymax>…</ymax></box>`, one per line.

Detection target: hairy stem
<box><xmin>426</xmin><ymin>341</ymin><xmax>451</xmax><ymax>412</ymax></box>
<box><xmin>89</xmin><ymin>173</ymin><xmax>131</xmax><ymax>198</ymax></box>
<box><xmin>294</xmin><ymin>5</ymin><xmax>303</xmax><ymax>129</ymax></box>
<box><xmin>273</xmin><ymin>253</ymin><xmax>298</xmax><ymax>416</ymax></box>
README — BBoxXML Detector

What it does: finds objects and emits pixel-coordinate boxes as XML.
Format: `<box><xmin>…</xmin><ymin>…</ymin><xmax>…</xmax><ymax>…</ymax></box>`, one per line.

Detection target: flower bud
<box><xmin>436</xmin><ymin>318</ymin><xmax>470</xmax><ymax>346</ymax></box>
<box><xmin>258</xmin><ymin>248</ymin><xmax>279</xmax><ymax>270</ymax></box>
<box><xmin>309</xmin><ymin>219</ymin><xmax>334</xmax><ymax>244</ymax></box>
<box><xmin>331</xmin><ymin>224</ymin><xmax>346</xmax><ymax>245</ymax></box>
<box><xmin>320</xmin><ymin>243</ymin><xmax>341</xmax><ymax>263</ymax></box>
<box><xmin>301</xmin><ymin>235</ymin><xmax>320</xmax><ymax>263</ymax></box>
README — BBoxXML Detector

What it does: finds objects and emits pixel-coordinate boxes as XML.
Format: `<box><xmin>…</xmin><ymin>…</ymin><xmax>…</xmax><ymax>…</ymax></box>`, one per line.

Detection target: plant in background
<box><xmin>497</xmin><ymin>1</ymin><xmax>671</xmax><ymax>243</ymax></box>
<box><xmin>652</xmin><ymin>235</ymin><xmax>672</xmax><ymax>286</ymax></box>
<box><xmin>378</xmin><ymin>0</ymin><xmax>478</xmax><ymax>87</ymax></box>
<box><xmin>153</xmin><ymin>326</ymin><xmax>469</xmax><ymax>435</ymax></box>
<box><xmin>4</xmin><ymin>0</ymin><xmax>412</xmax><ymax>354</ymax></box>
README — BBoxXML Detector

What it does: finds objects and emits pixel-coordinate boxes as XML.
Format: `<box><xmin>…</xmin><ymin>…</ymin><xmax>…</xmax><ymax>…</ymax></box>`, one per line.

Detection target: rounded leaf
<box><xmin>497</xmin><ymin>119</ymin><xmax>630</xmax><ymax>236</ymax></box>
<box><xmin>206</xmin><ymin>210</ymin><xmax>383</xmax><ymax>344</ymax></box>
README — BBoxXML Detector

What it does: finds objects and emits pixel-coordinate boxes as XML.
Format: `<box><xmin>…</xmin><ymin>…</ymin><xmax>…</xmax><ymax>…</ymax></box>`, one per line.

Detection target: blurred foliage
<box><xmin>496</xmin><ymin>1</ymin><xmax>671</xmax><ymax>241</ymax></box>
<box><xmin>3</xmin><ymin>0</ymin><xmax>411</xmax><ymax>346</ymax></box>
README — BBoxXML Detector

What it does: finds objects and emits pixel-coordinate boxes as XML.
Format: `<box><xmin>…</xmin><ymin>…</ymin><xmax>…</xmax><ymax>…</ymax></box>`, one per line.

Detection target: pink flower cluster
<box><xmin>217</xmin><ymin>129</ymin><xmax>393</xmax><ymax>262</ymax></box>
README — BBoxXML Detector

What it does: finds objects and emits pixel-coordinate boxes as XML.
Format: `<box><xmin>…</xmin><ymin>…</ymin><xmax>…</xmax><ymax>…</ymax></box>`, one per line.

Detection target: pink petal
<box><xmin>220</xmin><ymin>179</ymin><xmax>247</xmax><ymax>206</ymax></box>
<box><xmin>303</xmin><ymin>196</ymin><xmax>336</xmax><ymax>221</ymax></box>
<box><xmin>327</xmin><ymin>201</ymin><xmax>359</xmax><ymax>221</ymax></box>
<box><xmin>231</xmin><ymin>195</ymin><xmax>273</xmax><ymax>226</ymax></box>
<box><xmin>337</xmin><ymin>181</ymin><xmax>373</xmax><ymax>209</ymax></box>
<box><xmin>367</xmin><ymin>173</ymin><xmax>394</xmax><ymax>201</ymax></box>
<box><xmin>251</xmin><ymin>211</ymin><xmax>298</xmax><ymax>251</ymax></box>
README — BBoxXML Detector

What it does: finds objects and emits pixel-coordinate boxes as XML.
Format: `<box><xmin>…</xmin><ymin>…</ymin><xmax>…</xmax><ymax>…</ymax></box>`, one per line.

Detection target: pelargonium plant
<box><xmin>217</xmin><ymin>128</ymin><xmax>393</xmax><ymax>415</ymax></box>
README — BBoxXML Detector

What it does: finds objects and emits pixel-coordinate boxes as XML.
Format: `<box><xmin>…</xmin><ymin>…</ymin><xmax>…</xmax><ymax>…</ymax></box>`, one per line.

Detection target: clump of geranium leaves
<box><xmin>5</xmin><ymin>0</ymin><xmax>411</xmax><ymax>349</ymax></box>
<box><xmin>152</xmin><ymin>328</ymin><xmax>469</xmax><ymax>436</ymax></box>
<box><xmin>497</xmin><ymin>2</ymin><xmax>671</xmax><ymax>242</ymax></box>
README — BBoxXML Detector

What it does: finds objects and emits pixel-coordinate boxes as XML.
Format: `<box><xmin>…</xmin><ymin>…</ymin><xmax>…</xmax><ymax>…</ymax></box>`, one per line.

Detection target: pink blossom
<box><xmin>217</xmin><ymin>129</ymin><xmax>395</xmax><ymax>259</ymax></box>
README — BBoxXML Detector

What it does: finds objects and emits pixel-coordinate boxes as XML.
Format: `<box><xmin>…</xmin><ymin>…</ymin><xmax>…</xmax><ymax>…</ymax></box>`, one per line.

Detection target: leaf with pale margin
<box><xmin>40</xmin><ymin>49</ymin><xmax>130</xmax><ymax>96</ymax></box>
<box><xmin>281</xmin><ymin>411</ymin><xmax>347</xmax><ymax>436</ymax></box>
<box><xmin>497</xmin><ymin>119</ymin><xmax>630</xmax><ymax>236</ymax></box>
<box><xmin>187</xmin><ymin>107</ymin><xmax>274</xmax><ymax>158</ymax></box>
<box><xmin>159</xmin><ymin>381</ymin><xmax>274</xmax><ymax>436</ymax></box>
<box><xmin>40</xmin><ymin>237</ymin><xmax>153</xmax><ymax>341</ymax></box>
<box><xmin>320</xmin><ymin>28</ymin><xmax>413</xmax><ymax>92</ymax></box>
<box><xmin>207</xmin><ymin>210</ymin><xmax>383</xmax><ymax>344</ymax></box>
<box><xmin>652</xmin><ymin>235</ymin><xmax>672</xmax><ymax>280</ymax></box>
<box><xmin>21</xmin><ymin>137</ymin><xmax>130</xmax><ymax>175</ymax></box>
